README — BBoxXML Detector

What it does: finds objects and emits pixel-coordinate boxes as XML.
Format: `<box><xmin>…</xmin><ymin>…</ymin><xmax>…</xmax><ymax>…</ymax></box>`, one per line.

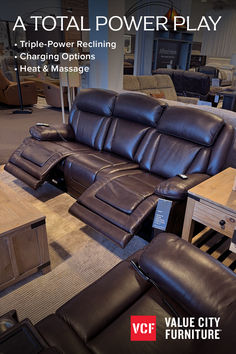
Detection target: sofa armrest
<box><xmin>177</xmin><ymin>96</ymin><xmax>199</xmax><ymax>104</ymax></box>
<box><xmin>155</xmin><ymin>173</ymin><xmax>210</xmax><ymax>201</ymax></box>
<box><xmin>29</xmin><ymin>124</ymin><xmax>75</xmax><ymax>141</ymax></box>
<box><xmin>139</xmin><ymin>233</ymin><xmax>236</xmax><ymax>316</ymax></box>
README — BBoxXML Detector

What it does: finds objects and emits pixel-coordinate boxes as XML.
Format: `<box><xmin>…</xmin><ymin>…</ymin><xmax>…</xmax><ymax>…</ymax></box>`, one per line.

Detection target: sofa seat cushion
<box><xmin>70</xmin><ymin>170</ymin><xmax>162</xmax><ymax>246</ymax></box>
<box><xmin>54</xmin><ymin>140</ymin><xmax>94</xmax><ymax>153</ymax></box>
<box><xmin>88</xmin><ymin>287</ymin><xmax>191</xmax><ymax>354</ymax></box>
<box><xmin>64</xmin><ymin>151</ymin><xmax>137</xmax><ymax>189</ymax></box>
<box><xmin>95</xmin><ymin>172</ymin><xmax>163</xmax><ymax>214</ymax></box>
<box><xmin>21</xmin><ymin>145</ymin><xmax>56</xmax><ymax>167</ymax></box>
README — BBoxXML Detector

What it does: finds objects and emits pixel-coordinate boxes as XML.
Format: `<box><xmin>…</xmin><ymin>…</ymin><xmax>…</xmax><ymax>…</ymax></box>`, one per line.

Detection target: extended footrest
<box><xmin>69</xmin><ymin>171</ymin><xmax>160</xmax><ymax>247</ymax></box>
<box><xmin>4</xmin><ymin>138</ymin><xmax>77</xmax><ymax>189</ymax></box>
<box><xmin>69</xmin><ymin>202</ymin><xmax>133</xmax><ymax>248</ymax></box>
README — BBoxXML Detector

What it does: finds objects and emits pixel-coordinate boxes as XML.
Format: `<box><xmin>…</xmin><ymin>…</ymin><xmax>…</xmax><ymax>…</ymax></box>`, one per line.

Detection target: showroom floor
<box><xmin>0</xmin><ymin>167</ymin><xmax>147</xmax><ymax>324</ymax></box>
<box><xmin>0</xmin><ymin>166</ymin><xmax>236</xmax><ymax>325</ymax></box>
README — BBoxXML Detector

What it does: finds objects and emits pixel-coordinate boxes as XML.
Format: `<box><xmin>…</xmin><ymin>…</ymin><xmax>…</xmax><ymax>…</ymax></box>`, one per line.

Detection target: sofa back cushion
<box><xmin>104</xmin><ymin>93</ymin><xmax>166</xmax><ymax>160</ymax></box>
<box><xmin>113</xmin><ymin>92</ymin><xmax>166</xmax><ymax>127</ymax></box>
<box><xmin>69</xmin><ymin>89</ymin><xmax>117</xmax><ymax>150</ymax></box>
<box><xmin>140</xmin><ymin>106</ymin><xmax>225</xmax><ymax>177</ymax></box>
<box><xmin>153</xmin><ymin>69</ymin><xmax>184</xmax><ymax>96</ymax></box>
<box><xmin>104</xmin><ymin>118</ymin><xmax>151</xmax><ymax>160</ymax></box>
<box><xmin>154</xmin><ymin>69</ymin><xmax>210</xmax><ymax>98</ymax></box>
<box><xmin>123</xmin><ymin>74</ymin><xmax>177</xmax><ymax>101</ymax></box>
<box><xmin>74</xmin><ymin>88</ymin><xmax>117</xmax><ymax>116</ymax></box>
<box><xmin>183</xmin><ymin>71</ymin><xmax>210</xmax><ymax>96</ymax></box>
<box><xmin>152</xmin><ymin>75</ymin><xmax>177</xmax><ymax>101</ymax></box>
<box><xmin>123</xmin><ymin>75</ymin><xmax>140</xmax><ymax>91</ymax></box>
<box><xmin>157</xmin><ymin>106</ymin><xmax>224</xmax><ymax>147</ymax></box>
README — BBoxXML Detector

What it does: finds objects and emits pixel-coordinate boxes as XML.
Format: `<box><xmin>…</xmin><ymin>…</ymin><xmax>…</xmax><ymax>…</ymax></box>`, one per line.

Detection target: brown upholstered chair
<box><xmin>43</xmin><ymin>82</ymin><xmax>68</xmax><ymax>108</ymax></box>
<box><xmin>0</xmin><ymin>69</ymin><xmax>37</xmax><ymax>106</ymax></box>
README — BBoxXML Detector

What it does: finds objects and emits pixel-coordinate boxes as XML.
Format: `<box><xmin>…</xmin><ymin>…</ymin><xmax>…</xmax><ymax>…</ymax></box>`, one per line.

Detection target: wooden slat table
<box><xmin>182</xmin><ymin>168</ymin><xmax>236</xmax><ymax>252</ymax></box>
<box><xmin>0</xmin><ymin>181</ymin><xmax>51</xmax><ymax>292</ymax></box>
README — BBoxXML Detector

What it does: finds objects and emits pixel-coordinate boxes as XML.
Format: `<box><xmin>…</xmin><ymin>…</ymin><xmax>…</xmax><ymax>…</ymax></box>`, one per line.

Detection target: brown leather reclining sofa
<box><xmin>4</xmin><ymin>89</ymin><xmax>233</xmax><ymax>247</ymax></box>
<box><xmin>25</xmin><ymin>234</ymin><xmax>236</xmax><ymax>353</ymax></box>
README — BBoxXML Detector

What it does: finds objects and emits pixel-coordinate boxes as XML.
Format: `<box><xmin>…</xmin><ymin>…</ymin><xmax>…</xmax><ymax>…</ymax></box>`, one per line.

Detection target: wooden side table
<box><xmin>0</xmin><ymin>182</ymin><xmax>51</xmax><ymax>292</ymax></box>
<box><xmin>182</xmin><ymin>168</ymin><xmax>236</xmax><ymax>252</ymax></box>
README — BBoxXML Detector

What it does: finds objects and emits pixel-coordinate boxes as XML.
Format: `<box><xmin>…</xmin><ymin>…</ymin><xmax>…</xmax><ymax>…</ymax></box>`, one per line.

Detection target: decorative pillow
<box><xmin>150</xmin><ymin>92</ymin><xmax>165</xmax><ymax>99</ymax></box>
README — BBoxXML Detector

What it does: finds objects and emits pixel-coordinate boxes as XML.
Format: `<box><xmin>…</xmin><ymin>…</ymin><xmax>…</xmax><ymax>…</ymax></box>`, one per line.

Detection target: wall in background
<box><xmin>88</xmin><ymin>0</ymin><xmax>125</xmax><ymax>91</ymax></box>
<box><xmin>132</xmin><ymin>0</ymin><xmax>192</xmax><ymax>75</ymax></box>
<box><xmin>191</xmin><ymin>1</ymin><xmax>236</xmax><ymax>58</ymax></box>
<box><xmin>0</xmin><ymin>0</ymin><xmax>61</xmax><ymax>21</ymax></box>
<box><xmin>201</xmin><ymin>9</ymin><xmax>236</xmax><ymax>58</ymax></box>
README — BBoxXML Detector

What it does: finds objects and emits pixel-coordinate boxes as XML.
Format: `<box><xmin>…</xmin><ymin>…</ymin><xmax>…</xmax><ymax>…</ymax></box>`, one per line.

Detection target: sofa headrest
<box><xmin>153</xmin><ymin>74</ymin><xmax>175</xmax><ymax>90</ymax></box>
<box><xmin>123</xmin><ymin>75</ymin><xmax>140</xmax><ymax>91</ymax></box>
<box><xmin>183</xmin><ymin>71</ymin><xmax>210</xmax><ymax>95</ymax></box>
<box><xmin>153</xmin><ymin>68</ymin><xmax>175</xmax><ymax>77</ymax></box>
<box><xmin>76</xmin><ymin>89</ymin><xmax>117</xmax><ymax>116</ymax></box>
<box><xmin>114</xmin><ymin>92</ymin><xmax>167</xmax><ymax>127</ymax></box>
<box><xmin>139</xmin><ymin>233</ymin><xmax>236</xmax><ymax>316</ymax></box>
<box><xmin>138</xmin><ymin>76</ymin><xmax>158</xmax><ymax>90</ymax></box>
<box><xmin>157</xmin><ymin>106</ymin><xmax>224</xmax><ymax>146</ymax></box>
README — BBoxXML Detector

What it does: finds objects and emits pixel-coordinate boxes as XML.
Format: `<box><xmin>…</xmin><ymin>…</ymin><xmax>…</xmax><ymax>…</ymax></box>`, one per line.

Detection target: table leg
<box><xmin>182</xmin><ymin>197</ymin><xmax>196</xmax><ymax>242</ymax></box>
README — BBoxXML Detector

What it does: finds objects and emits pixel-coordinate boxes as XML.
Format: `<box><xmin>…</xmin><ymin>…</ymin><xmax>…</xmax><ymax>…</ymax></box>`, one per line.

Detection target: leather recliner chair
<box><xmin>4</xmin><ymin>89</ymin><xmax>233</xmax><ymax>248</ymax></box>
<box><xmin>196</xmin><ymin>65</ymin><xmax>220</xmax><ymax>80</ymax></box>
<box><xmin>43</xmin><ymin>82</ymin><xmax>69</xmax><ymax>108</ymax></box>
<box><xmin>153</xmin><ymin>69</ymin><xmax>211</xmax><ymax>101</ymax></box>
<box><xmin>0</xmin><ymin>69</ymin><xmax>37</xmax><ymax>106</ymax></box>
<box><xmin>32</xmin><ymin>234</ymin><xmax>236</xmax><ymax>354</ymax></box>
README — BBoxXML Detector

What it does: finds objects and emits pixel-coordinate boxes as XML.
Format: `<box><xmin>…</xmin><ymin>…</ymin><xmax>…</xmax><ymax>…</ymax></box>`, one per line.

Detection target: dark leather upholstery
<box><xmin>155</xmin><ymin>173</ymin><xmax>210</xmax><ymax>200</ymax></box>
<box><xmin>35</xmin><ymin>234</ymin><xmax>236</xmax><ymax>354</ymax></box>
<box><xmin>196</xmin><ymin>65</ymin><xmax>219</xmax><ymax>80</ymax></box>
<box><xmin>30</xmin><ymin>124</ymin><xmax>75</xmax><ymax>141</ymax></box>
<box><xmin>113</xmin><ymin>92</ymin><xmax>166</xmax><ymax>127</ymax></box>
<box><xmin>4</xmin><ymin>89</ymin><xmax>233</xmax><ymax>247</ymax></box>
<box><xmin>153</xmin><ymin>69</ymin><xmax>211</xmax><ymax>100</ymax></box>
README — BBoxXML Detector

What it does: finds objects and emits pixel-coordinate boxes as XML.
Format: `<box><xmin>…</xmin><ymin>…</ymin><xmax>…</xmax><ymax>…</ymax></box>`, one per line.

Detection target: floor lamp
<box><xmin>5</xmin><ymin>7</ymin><xmax>73</xmax><ymax>114</ymax></box>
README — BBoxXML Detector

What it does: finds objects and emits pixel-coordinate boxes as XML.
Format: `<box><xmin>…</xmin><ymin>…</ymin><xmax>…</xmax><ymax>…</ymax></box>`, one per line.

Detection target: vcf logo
<box><xmin>130</xmin><ymin>316</ymin><xmax>156</xmax><ymax>341</ymax></box>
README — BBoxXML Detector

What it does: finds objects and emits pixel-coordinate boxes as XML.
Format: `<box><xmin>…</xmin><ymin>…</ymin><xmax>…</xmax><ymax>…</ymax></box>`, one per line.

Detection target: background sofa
<box><xmin>5</xmin><ymin>233</ymin><xmax>234</xmax><ymax>354</ymax></box>
<box><xmin>206</xmin><ymin>57</ymin><xmax>234</xmax><ymax>86</ymax></box>
<box><xmin>153</xmin><ymin>69</ymin><xmax>211</xmax><ymax>101</ymax></box>
<box><xmin>5</xmin><ymin>89</ymin><xmax>233</xmax><ymax>248</ymax></box>
<box><xmin>123</xmin><ymin>74</ymin><xmax>199</xmax><ymax>104</ymax></box>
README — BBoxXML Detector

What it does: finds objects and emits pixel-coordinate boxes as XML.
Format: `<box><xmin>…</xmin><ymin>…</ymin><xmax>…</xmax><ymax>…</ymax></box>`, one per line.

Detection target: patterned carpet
<box><xmin>0</xmin><ymin>168</ymin><xmax>235</xmax><ymax>325</ymax></box>
<box><xmin>0</xmin><ymin>168</ymin><xmax>147</xmax><ymax>324</ymax></box>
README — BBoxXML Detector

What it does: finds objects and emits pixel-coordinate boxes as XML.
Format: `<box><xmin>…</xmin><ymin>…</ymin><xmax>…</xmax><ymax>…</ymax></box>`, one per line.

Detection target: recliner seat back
<box><xmin>154</xmin><ymin>69</ymin><xmax>210</xmax><ymax>99</ymax></box>
<box><xmin>104</xmin><ymin>93</ymin><xmax>166</xmax><ymax>161</ymax></box>
<box><xmin>69</xmin><ymin>90</ymin><xmax>229</xmax><ymax>178</ymax></box>
<box><xmin>137</xmin><ymin>106</ymin><xmax>227</xmax><ymax>178</ymax></box>
<box><xmin>69</xmin><ymin>89</ymin><xmax>117</xmax><ymax>150</ymax></box>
